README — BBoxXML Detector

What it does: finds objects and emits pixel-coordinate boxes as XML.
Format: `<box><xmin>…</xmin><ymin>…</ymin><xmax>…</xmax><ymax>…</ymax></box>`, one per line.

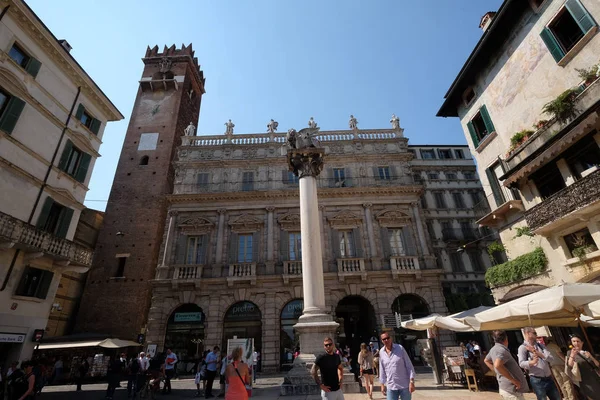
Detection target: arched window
<box><xmin>140</xmin><ymin>156</ymin><xmax>149</xmax><ymax>166</ymax></box>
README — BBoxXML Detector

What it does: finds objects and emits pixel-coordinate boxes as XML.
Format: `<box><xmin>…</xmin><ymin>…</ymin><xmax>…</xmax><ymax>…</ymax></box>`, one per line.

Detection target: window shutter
<box><xmin>331</xmin><ymin>228</ymin><xmax>340</xmax><ymax>259</ymax></box>
<box><xmin>252</xmin><ymin>232</ymin><xmax>260</xmax><ymax>262</ymax></box>
<box><xmin>75</xmin><ymin>104</ymin><xmax>85</xmax><ymax>120</ymax></box>
<box><xmin>402</xmin><ymin>226</ymin><xmax>417</xmax><ymax>256</ymax></box>
<box><xmin>74</xmin><ymin>152</ymin><xmax>92</xmax><ymax>183</ymax></box>
<box><xmin>36</xmin><ymin>197</ymin><xmax>54</xmax><ymax>229</ymax></box>
<box><xmin>540</xmin><ymin>27</ymin><xmax>566</xmax><ymax>63</ymax></box>
<box><xmin>25</xmin><ymin>57</ymin><xmax>42</xmax><ymax>78</ymax></box>
<box><xmin>566</xmin><ymin>0</ymin><xmax>596</xmax><ymax>34</ymax></box>
<box><xmin>380</xmin><ymin>227</ymin><xmax>392</xmax><ymax>259</ymax></box>
<box><xmin>390</xmin><ymin>166</ymin><xmax>397</xmax><ymax>179</ymax></box>
<box><xmin>89</xmin><ymin>118</ymin><xmax>101</xmax><ymax>135</ymax></box>
<box><xmin>485</xmin><ymin>167</ymin><xmax>505</xmax><ymax>207</ymax></box>
<box><xmin>327</xmin><ymin>168</ymin><xmax>335</xmax><ymax>188</ymax></box>
<box><xmin>282</xmin><ymin>170</ymin><xmax>289</xmax><ymax>184</ymax></box>
<box><xmin>345</xmin><ymin>168</ymin><xmax>353</xmax><ymax>187</ymax></box>
<box><xmin>58</xmin><ymin>140</ymin><xmax>73</xmax><ymax>171</ymax></box>
<box><xmin>280</xmin><ymin>230</ymin><xmax>289</xmax><ymax>261</ymax></box>
<box><xmin>466</xmin><ymin>121</ymin><xmax>479</xmax><ymax>148</ymax></box>
<box><xmin>372</xmin><ymin>167</ymin><xmax>380</xmax><ymax>180</ymax></box>
<box><xmin>228</xmin><ymin>232</ymin><xmax>239</xmax><ymax>263</ymax></box>
<box><xmin>56</xmin><ymin>207</ymin><xmax>74</xmax><ymax>239</ymax></box>
<box><xmin>0</xmin><ymin>96</ymin><xmax>26</xmax><ymax>134</ymax></box>
<box><xmin>479</xmin><ymin>105</ymin><xmax>496</xmax><ymax>135</ymax></box>
<box><xmin>36</xmin><ymin>270</ymin><xmax>55</xmax><ymax>299</ymax></box>
<box><xmin>199</xmin><ymin>235</ymin><xmax>208</xmax><ymax>265</ymax></box>
<box><xmin>352</xmin><ymin>228</ymin><xmax>363</xmax><ymax>258</ymax></box>
<box><xmin>175</xmin><ymin>233</ymin><xmax>187</xmax><ymax>264</ymax></box>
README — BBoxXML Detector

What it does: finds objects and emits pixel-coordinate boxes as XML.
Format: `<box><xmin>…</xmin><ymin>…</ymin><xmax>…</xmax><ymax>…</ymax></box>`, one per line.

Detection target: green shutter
<box><xmin>566</xmin><ymin>0</ymin><xmax>596</xmax><ymax>34</ymax></box>
<box><xmin>372</xmin><ymin>167</ymin><xmax>380</xmax><ymax>180</ymax></box>
<box><xmin>485</xmin><ymin>167</ymin><xmax>505</xmax><ymax>207</ymax></box>
<box><xmin>479</xmin><ymin>105</ymin><xmax>496</xmax><ymax>135</ymax></box>
<box><xmin>75</xmin><ymin>104</ymin><xmax>84</xmax><ymax>120</ymax></box>
<box><xmin>89</xmin><ymin>118</ymin><xmax>101</xmax><ymax>135</ymax></box>
<box><xmin>56</xmin><ymin>207</ymin><xmax>73</xmax><ymax>239</ymax></box>
<box><xmin>252</xmin><ymin>232</ymin><xmax>260</xmax><ymax>262</ymax></box>
<box><xmin>36</xmin><ymin>270</ymin><xmax>55</xmax><ymax>299</ymax></box>
<box><xmin>0</xmin><ymin>96</ymin><xmax>26</xmax><ymax>134</ymax></box>
<box><xmin>380</xmin><ymin>227</ymin><xmax>391</xmax><ymax>260</ymax></box>
<box><xmin>331</xmin><ymin>228</ymin><xmax>340</xmax><ymax>259</ymax></box>
<box><xmin>74</xmin><ymin>152</ymin><xmax>92</xmax><ymax>183</ymax></box>
<box><xmin>466</xmin><ymin>121</ymin><xmax>479</xmax><ymax>148</ymax></box>
<box><xmin>25</xmin><ymin>57</ymin><xmax>42</xmax><ymax>78</ymax></box>
<box><xmin>228</xmin><ymin>232</ymin><xmax>238</xmax><ymax>263</ymax></box>
<box><xmin>176</xmin><ymin>233</ymin><xmax>187</xmax><ymax>264</ymax></box>
<box><xmin>36</xmin><ymin>197</ymin><xmax>54</xmax><ymax>229</ymax></box>
<box><xmin>540</xmin><ymin>27</ymin><xmax>566</xmax><ymax>63</ymax></box>
<box><xmin>352</xmin><ymin>228</ymin><xmax>363</xmax><ymax>258</ymax></box>
<box><xmin>58</xmin><ymin>140</ymin><xmax>73</xmax><ymax>171</ymax></box>
<box><xmin>402</xmin><ymin>227</ymin><xmax>417</xmax><ymax>256</ymax></box>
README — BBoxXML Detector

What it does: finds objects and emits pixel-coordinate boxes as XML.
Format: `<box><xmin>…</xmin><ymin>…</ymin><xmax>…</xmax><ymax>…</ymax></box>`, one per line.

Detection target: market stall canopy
<box><xmin>38</xmin><ymin>338</ymin><xmax>141</xmax><ymax>350</ymax></box>
<box><xmin>401</xmin><ymin>313</ymin><xmax>475</xmax><ymax>332</ymax></box>
<box><xmin>98</xmin><ymin>338</ymin><xmax>141</xmax><ymax>348</ymax></box>
<box><xmin>449</xmin><ymin>306</ymin><xmax>492</xmax><ymax>322</ymax></box>
<box><xmin>464</xmin><ymin>283</ymin><xmax>600</xmax><ymax>331</ymax></box>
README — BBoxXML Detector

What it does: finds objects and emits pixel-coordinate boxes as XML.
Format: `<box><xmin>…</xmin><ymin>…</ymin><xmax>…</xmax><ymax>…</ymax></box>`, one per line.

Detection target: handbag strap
<box><xmin>234</xmin><ymin>363</ymin><xmax>246</xmax><ymax>386</ymax></box>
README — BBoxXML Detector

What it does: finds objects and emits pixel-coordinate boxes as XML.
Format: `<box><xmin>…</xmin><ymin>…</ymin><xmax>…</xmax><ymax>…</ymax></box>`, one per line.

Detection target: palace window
<box><xmin>378</xmin><ymin>166</ymin><xmax>391</xmax><ymax>180</ymax></box>
<box><xmin>454</xmin><ymin>149</ymin><xmax>465</xmax><ymax>159</ymax></box>
<box><xmin>242</xmin><ymin>172</ymin><xmax>254</xmax><ymax>191</ymax></box>
<box><xmin>434</xmin><ymin>192</ymin><xmax>447</xmax><ymax>209</ymax></box>
<box><xmin>75</xmin><ymin>104</ymin><xmax>101</xmax><ymax>135</ymax></box>
<box><xmin>8</xmin><ymin>43</ymin><xmax>41</xmax><ymax>78</ymax></box>
<box><xmin>288</xmin><ymin>232</ymin><xmax>302</xmax><ymax>261</ymax></box>
<box><xmin>58</xmin><ymin>140</ymin><xmax>92</xmax><ymax>183</ymax></box>
<box><xmin>420</xmin><ymin>149</ymin><xmax>436</xmax><ymax>159</ymax></box>
<box><xmin>339</xmin><ymin>230</ymin><xmax>356</xmax><ymax>258</ymax></box>
<box><xmin>452</xmin><ymin>192</ymin><xmax>466</xmax><ymax>209</ymax></box>
<box><xmin>15</xmin><ymin>267</ymin><xmax>54</xmax><ymax>299</ymax></box>
<box><xmin>389</xmin><ymin>229</ymin><xmax>406</xmax><ymax>256</ymax></box>
<box><xmin>0</xmin><ymin>88</ymin><xmax>26</xmax><ymax>135</ymax></box>
<box><xmin>438</xmin><ymin>149</ymin><xmax>453</xmax><ymax>159</ymax></box>
<box><xmin>36</xmin><ymin>197</ymin><xmax>73</xmax><ymax>239</ymax></box>
<box><xmin>186</xmin><ymin>236</ymin><xmax>207</xmax><ymax>264</ymax></box>
<box><xmin>467</xmin><ymin>105</ymin><xmax>496</xmax><ymax>147</ymax></box>
<box><xmin>237</xmin><ymin>234</ymin><xmax>253</xmax><ymax>262</ymax></box>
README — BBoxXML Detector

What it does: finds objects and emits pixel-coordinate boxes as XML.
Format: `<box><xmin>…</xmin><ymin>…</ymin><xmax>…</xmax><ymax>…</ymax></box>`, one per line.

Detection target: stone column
<box><xmin>363</xmin><ymin>203</ymin><xmax>380</xmax><ymax>269</ymax></box>
<box><xmin>215</xmin><ymin>209</ymin><xmax>226</xmax><ymax>264</ymax></box>
<box><xmin>319</xmin><ymin>205</ymin><xmax>327</xmax><ymax>269</ymax></box>
<box><xmin>266</xmin><ymin>207</ymin><xmax>275</xmax><ymax>274</ymax></box>
<box><xmin>411</xmin><ymin>203</ymin><xmax>430</xmax><ymax>256</ymax></box>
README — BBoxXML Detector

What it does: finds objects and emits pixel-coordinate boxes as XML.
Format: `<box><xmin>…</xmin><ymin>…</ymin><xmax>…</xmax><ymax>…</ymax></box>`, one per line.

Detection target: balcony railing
<box><xmin>173</xmin><ymin>265</ymin><xmax>203</xmax><ymax>280</ymax></box>
<box><xmin>336</xmin><ymin>258</ymin><xmax>367</xmax><ymax>281</ymax></box>
<box><xmin>390</xmin><ymin>256</ymin><xmax>420</xmax><ymax>277</ymax></box>
<box><xmin>227</xmin><ymin>262</ymin><xmax>257</xmax><ymax>286</ymax></box>
<box><xmin>525</xmin><ymin>169</ymin><xmax>600</xmax><ymax>232</ymax></box>
<box><xmin>282</xmin><ymin>260</ymin><xmax>302</xmax><ymax>283</ymax></box>
<box><xmin>0</xmin><ymin>210</ymin><xmax>93</xmax><ymax>267</ymax></box>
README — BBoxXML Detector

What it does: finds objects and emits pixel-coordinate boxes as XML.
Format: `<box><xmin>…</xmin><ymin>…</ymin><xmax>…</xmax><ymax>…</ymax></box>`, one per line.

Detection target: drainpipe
<box><xmin>1</xmin><ymin>87</ymin><xmax>81</xmax><ymax>291</ymax></box>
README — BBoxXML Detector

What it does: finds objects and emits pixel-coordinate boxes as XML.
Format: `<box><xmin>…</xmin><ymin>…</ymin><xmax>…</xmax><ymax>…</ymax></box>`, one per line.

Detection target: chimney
<box><xmin>58</xmin><ymin>39</ymin><xmax>72</xmax><ymax>53</ymax></box>
<box><xmin>479</xmin><ymin>12</ymin><xmax>496</xmax><ymax>33</ymax></box>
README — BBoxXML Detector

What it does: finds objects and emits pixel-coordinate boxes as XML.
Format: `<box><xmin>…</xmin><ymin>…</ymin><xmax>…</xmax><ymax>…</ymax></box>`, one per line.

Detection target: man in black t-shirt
<box><xmin>311</xmin><ymin>337</ymin><xmax>345</xmax><ymax>400</ymax></box>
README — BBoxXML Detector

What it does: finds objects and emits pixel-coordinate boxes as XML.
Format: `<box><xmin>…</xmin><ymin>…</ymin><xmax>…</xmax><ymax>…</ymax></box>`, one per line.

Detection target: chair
<box><xmin>465</xmin><ymin>368</ymin><xmax>479</xmax><ymax>392</ymax></box>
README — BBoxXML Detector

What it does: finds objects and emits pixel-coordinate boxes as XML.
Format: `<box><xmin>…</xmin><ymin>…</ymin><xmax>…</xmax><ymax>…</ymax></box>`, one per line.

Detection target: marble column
<box><xmin>411</xmin><ymin>203</ymin><xmax>430</xmax><ymax>256</ymax></box>
<box><xmin>266</xmin><ymin>207</ymin><xmax>275</xmax><ymax>274</ymax></box>
<box><xmin>363</xmin><ymin>203</ymin><xmax>380</xmax><ymax>270</ymax></box>
<box><xmin>215</xmin><ymin>209</ymin><xmax>226</xmax><ymax>277</ymax></box>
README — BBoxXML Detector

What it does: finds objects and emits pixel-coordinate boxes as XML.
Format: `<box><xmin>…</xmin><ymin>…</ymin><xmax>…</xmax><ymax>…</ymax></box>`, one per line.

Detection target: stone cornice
<box><xmin>3</xmin><ymin>0</ymin><xmax>123</xmax><ymax>120</ymax></box>
<box><xmin>168</xmin><ymin>185</ymin><xmax>423</xmax><ymax>204</ymax></box>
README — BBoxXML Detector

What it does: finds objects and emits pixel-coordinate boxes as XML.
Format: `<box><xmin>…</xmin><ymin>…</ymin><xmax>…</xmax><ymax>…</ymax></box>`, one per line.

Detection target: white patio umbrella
<box><xmin>464</xmin><ymin>283</ymin><xmax>600</xmax><ymax>332</ymax></box>
<box><xmin>401</xmin><ymin>313</ymin><xmax>475</xmax><ymax>332</ymax></box>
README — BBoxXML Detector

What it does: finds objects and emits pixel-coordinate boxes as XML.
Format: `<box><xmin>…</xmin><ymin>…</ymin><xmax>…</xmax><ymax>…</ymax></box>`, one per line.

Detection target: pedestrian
<box><xmin>218</xmin><ymin>353</ymin><xmax>231</xmax><ymax>398</ymax></box>
<box><xmin>148</xmin><ymin>353</ymin><xmax>165</xmax><ymax>396</ymax></box>
<box><xmin>252</xmin><ymin>348</ymin><xmax>259</xmax><ymax>383</ymax></box>
<box><xmin>51</xmin><ymin>356</ymin><xmax>63</xmax><ymax>385</ymax></box>
<box><xmin>544</xmin><ymin>337</ymin><xmax>575</xmax><ymax>400</ymax></box>
<box><xmin>205</xmin><ymin>346</ymin><xmax>220</xmax><ymax>398</ymax></box>
<box><xmin>378</xmin><ymin>332</ymin><xmax>415</xmax><ymax>400</ymax></box>
<box><xmin>565</xmin><ymin>333</ymin><xmax>600</xmax><ymax>400</ymax></box>
<box><xmin>473</xmin><ymin>341</ymin><xmax>481</xmax><ymax>353</ymax></box>
<box><xmin>75</xmin><ymin>357</ymin><xmax>89</xmax><ymax>392</ymax></box>
<box><xmin>517</xmin><ymin>327</ymin><xmax>560</xmax><ymax>400</ymax></box>
<box><xmin>162</xmin><ymin>348</ymin><xmax>178</xmax><ymax>394</ymax></box>
<box><xmin>311</xmin><ymin>337</ymin><xmax>344</xmax><ymax>400</ymax></box>
<box><xmin>10</xmin><ymin>360</ymin><xmax>35</xmax><ymax>400</ymax></box>
<box><xmin>225</xmin><ymin>347</ymin><xmax>250</xmax><ymax>400</ymax></box>
<box><xmin>137</xmin><ymin>352</ymin><xmax>150</xmax><ymax>395</ymax></box>
<box><xmin>484</xmin><ymin>330</ymin><xmax>529</xmax><ymax>400</ymax></box>
<box><xmin>195</xmin><ymin>351</ymin><xmax>209</xmax><ymax>397</ymax></box>
<box><xmin>358</xmin><ymin>343</ymin><xmax>374</xmax><ymax>400</ymax></box>
<box><xmin>127</xmin><ymin>353</ymin><xmax>141</xmax><ymax>398</ymax></box>
<box><xmin>106</xmin><ymin>355</ymin><xmax>124</xmax><ymax>399</ymax></box>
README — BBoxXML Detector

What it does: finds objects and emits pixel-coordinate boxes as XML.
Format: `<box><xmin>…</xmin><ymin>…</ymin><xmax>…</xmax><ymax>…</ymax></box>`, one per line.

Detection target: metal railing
<box><xmin>0</xmin><ymin>210</ymin><xmax>93</xmax><ymax>267</ymax></box>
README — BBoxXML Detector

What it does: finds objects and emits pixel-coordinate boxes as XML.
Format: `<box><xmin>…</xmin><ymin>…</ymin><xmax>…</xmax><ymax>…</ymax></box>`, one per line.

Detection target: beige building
<box><xmin>145</xmin><ymin>124</ymin><xmax>492</xmax><ymax>372</ymax></box>
<box><xmin>438</xmin><ymin>0</ymin><xmax>600</xmax><ymax>303</ymax></box>
<box><xmin>0</xmin><ymin>0</ymin><xmax>122</xmax><ymax>366</ymax></box>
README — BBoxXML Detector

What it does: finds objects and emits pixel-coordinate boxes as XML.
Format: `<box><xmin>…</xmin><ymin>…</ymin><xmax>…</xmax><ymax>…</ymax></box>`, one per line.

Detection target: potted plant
<box><xmin>542</xmin><ymin>88</ymin><xmax>579</xmax><ymax>124</ymax></box>
<box><xmin>508</xmin><ymin>129</ymin><xmax>534</xmax><ymax>154</ymax></box>
<box><xmin>576</xmin><ymin>66</ymin><xmax>599</xmax><ymax>87</ymax></box>
<box><xmin>533</xmin><ymin>120</ymin><xmax>549</xmax><ymax>130</ymax></box>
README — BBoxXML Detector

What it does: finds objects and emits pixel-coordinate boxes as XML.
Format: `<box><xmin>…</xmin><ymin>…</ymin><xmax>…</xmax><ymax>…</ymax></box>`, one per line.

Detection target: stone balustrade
<box><xmin>0</xmin><ymin>210</ymin><xmax>93</xmax><ymax>267</ymax></box>
<box><xmin>390</xmin><ymin>256</ymin><xmax>420</xmax><ymax>278</ymax></box>
<box><xmin>173</xmin><ymin>265</ymin><xmax>203</xmax><ymax>280</ymax></box>
<box><xmin>227</xmin><ymin>262</ymin><xmax>257</xmax><ymax>286</ymax></box>
<box><xmin>282</xmin><ymin>260</ymin><xmax>302</xmax><ymax>283</ymax></box>
<box><xmin>337</xmin><ymin>258</ymin><xmax>367</xmax><ymax>281</ymax></box>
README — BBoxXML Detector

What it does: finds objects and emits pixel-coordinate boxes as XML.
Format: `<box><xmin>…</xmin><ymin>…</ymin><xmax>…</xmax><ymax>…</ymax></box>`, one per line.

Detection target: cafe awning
<box><xmin>37</xmin><ymin>338</ymin><xmax>141</xmax><ymax>350</ymax></box>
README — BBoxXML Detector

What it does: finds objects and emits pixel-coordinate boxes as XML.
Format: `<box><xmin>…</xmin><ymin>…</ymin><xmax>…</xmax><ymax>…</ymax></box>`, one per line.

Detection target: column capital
<box><xmin>287</xmin><ymin>148</ymin><xmax>325</xmax><ymax>178</ymax></box>
<box><xmin>266</xmin><ymin>206</ymin><xmax>275</xmax><ymax>213</ymax></box>
<box><xmin>217</xmin><ymin>209</ymin><xmax>227</xmax><ymax>215</ymax></box>
<box><xmin>362</xmin><ymin>203</ymin><xmax>373</xmax><ymax>209</ymax></box>
<box><xmin>168</xmin><ymin>210</ymin><xmax>179</xmax><ymax>217</ymax></box>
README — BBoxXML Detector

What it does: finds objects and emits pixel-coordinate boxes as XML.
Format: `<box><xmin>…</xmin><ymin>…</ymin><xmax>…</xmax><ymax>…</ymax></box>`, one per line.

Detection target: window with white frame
<box><xmin>420</xmin><ymin>149</ymin><xmax>436</xmax><ymax>159</ymax></box>
<box><xmin>333</xmin><ymin>168</ymin><xmax>346</xmax><ymax>186</ymax></box>
<box><xmin>288</xmin><ymin>232</ymin><xmax>302</xmax><ymax>260</ymax></box>
<box><xmin>237</xmin><ymin>234</ymin><xmax>253</xmax><ymax>262</ymax></box>
<box><xmin>378</xmin><ymin>166</ymin><xmax>391</xmax><ymax>180</ymax></box>
<box><xmin>186</xmin><ymin>236</ymin><xmax>207</xmax><ymax>264</ymax></box>
<box><xmin>339</xmin><ymin>230</ymin><xmax>355</xmax><ymax>258</ymax></box>
<box><xmin>389</xmin><ymin>229</ymin><xmax>406</xmax><ymax>256</ymax></box>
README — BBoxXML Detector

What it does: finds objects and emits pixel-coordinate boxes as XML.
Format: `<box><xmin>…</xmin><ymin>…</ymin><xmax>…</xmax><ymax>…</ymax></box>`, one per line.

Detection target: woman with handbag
<box><xmin>225</xmin><ymin>347</ymin><xmax>250</xmax><ymax>400</ymax></box>
<box><xmin>565</xmin><ymin>334</ymin><xmax>600</xmax><ymax>400</ymax></box>
<box><xmin>358</xmin><ymin>343</ymin><xmax>374</xmax><ymax>400</ymax></box>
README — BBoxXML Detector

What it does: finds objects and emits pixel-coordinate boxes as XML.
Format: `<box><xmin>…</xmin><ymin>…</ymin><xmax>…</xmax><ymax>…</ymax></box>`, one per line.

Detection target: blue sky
<box><xmin>27</xmin><ymin>0</ymin><xmax>503</xmax><ymax>211</ymax></box>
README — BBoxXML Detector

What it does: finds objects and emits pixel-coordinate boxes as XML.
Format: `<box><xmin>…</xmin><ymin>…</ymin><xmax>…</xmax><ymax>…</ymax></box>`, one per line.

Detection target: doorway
<box><xmin>222</xmin><ymin>301</ymin><xmax>262</xmax><ymax>356</ymax></box>
<box><xmin>335</xmin><ymin>296</ymin><xmax>378</xmax><ymax>370</ymax></box>
<box><xmin>392</xmin><ymin>294</ymin><xmax>430</xmax><ymax>365</ymax></box>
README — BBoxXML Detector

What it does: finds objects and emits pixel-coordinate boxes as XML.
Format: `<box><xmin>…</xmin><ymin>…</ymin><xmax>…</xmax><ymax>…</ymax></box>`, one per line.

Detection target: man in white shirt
<box><xmin>252</xmin><ymin>348</ymin><xmax>260</xmax><ymax>383</ymax></box>
<box><xmin>163</xmin><ymin>348</ymin><xmax>178</xmax><ymax>394</ymax></box>
<box><xmin>138</xmin><ymin>352</ymin><xmax>150</xmax><ymax>372</ymax></box>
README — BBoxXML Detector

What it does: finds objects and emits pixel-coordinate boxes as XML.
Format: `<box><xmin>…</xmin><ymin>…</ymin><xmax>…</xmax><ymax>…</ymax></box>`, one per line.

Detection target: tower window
<box><xmin>114</xmin><ymin>257</ymin><xmax>127</xmax><ymax>277</ymax></box>
<box><xmin>140</xmin><ymin>156</ymin><xmax>149</xmax><ymax>165</ymax></box>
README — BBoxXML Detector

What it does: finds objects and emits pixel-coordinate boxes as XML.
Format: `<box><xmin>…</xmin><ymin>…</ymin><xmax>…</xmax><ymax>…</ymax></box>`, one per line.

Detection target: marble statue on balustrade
<box><xmin>349</xmin><ymin>115</ymin><xmax>358</xmax><ymax>130</ymax></box>
<box><xmin>184</xmin><ymin>121</ymin><xmax>196</xmax><ymax>136</ymax></box>
<box><xmin>308</xmin><ymin>117</ymin><xmax>318</xmax><ymax>128</ymax></box>
<box><xmin>267</xmin><ymin>119</ymin><xmax>279</xmax><ymax>133</ymax></box>
<box><xmin>224</xmin><ymin>119</ymin><xmax>235</xmax><ymax>135</ymax></box>
<box><xmin>390</xmin><ymin>114</ymin><xmax>400</xmax><ymax>130</ymax></box>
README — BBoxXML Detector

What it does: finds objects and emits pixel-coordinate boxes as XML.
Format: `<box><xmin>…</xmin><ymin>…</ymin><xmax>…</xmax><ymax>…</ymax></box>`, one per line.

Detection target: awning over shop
<box><xmin>37</xmin><ymin>338</ymin><xmax>141</xmax><ymax>350</ymax></box>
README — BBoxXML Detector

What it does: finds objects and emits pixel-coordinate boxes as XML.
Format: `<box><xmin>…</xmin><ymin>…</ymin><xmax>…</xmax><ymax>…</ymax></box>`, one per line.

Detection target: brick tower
<box><xmin>76</xmin><ymin>44</ymin><xmax>205</xmax><ymax>339</ymax></box>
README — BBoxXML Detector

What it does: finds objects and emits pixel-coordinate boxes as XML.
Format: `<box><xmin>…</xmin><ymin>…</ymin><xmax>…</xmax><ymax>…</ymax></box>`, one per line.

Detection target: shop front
<box><xmin>222</xmin><ymin>301</ymin><xmax>262</xmax><ymax>356</ymax></box>
<box><xmin>392</xmin><ymin>294</ymin><xmax>430</xmax><ymax>365</ymax></box>
<box><xmin>280</xmin><ymin>299</ymin><xmax>303</xmax><ymax>370</ymax></box>
<box><xmin>164</xmin><ymin>304</ymin><xmax>205</xmax><ymax>368</ymax></box>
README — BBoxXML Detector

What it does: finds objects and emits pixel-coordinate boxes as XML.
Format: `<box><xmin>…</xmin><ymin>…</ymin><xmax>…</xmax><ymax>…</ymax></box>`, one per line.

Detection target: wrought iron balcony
<box><xmin>336</xmin><ymin>257</ymin><xmax>366</xmax><ymax>281</ymax></box>
<box><xmin>0</xmin><ymin>210</ymin><xmax>93</xmax><ymax>268</ymax></box>
<box><xmin>390</xmin><ymin>256</ymin><xmax>420</xmax><ymax>278</ymax></box>
<box><xmin>525</xmin><ymin>169</ymin><xmax>600</xmax><ymax>232</ymax></box>
<box><xmin>282</xmin><ymin>260</ymin><xmax>302</xmax><ymax>283</ymax></box>
<box><xmin>227</xmin><ymin>262</ymin><xmax>257</xmax><ymax>286</ymax></box>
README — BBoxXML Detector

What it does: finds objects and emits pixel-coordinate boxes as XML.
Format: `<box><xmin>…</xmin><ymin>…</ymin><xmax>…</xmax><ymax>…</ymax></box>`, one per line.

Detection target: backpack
<box><xmin>129</xmin><ymin>358</ymin><xmax>141</xmax><ymax>374</ymax></box>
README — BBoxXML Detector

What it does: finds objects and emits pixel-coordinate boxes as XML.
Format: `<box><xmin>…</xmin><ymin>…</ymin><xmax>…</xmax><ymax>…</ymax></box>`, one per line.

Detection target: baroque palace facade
<box><xmin>77</xmin><ymin>44</ymin><xmax>494</xmax><ymax>373</ymax></box>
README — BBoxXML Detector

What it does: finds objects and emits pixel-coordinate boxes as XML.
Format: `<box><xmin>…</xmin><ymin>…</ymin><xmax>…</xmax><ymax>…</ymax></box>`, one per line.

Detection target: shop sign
<box><xmin>0</xmin><ymin>332</ymin><xmax>26</xmax><ymax>343</ymax></box>
<box><xmin>174</xmin><ymin>312</ymin><xmax>203</xmax><ymax>323</ymax></box>
<box><xmin>281</xmin><ymin>299</ymin><xmax>304</xmax><ymax>320</ymax></box>
<box><xmin>225</xmin><ymin>301</ymin><xmax>261</xmax><ymax>321</ymax></box>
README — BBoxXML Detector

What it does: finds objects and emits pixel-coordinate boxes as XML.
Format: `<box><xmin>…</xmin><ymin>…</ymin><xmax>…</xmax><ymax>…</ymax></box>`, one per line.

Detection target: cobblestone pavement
<box><xmin>38</xmin><ymin>373</ymin><xmax>537</xmax><ymax>399</ymax></box>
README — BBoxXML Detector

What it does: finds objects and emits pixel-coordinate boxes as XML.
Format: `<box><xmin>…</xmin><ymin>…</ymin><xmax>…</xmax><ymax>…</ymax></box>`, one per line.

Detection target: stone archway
<box><xmin>391</xmin><ymin>294</ymin><xmax>430</xmax><ymax>365</ymax></box>
<box><xmin>335</xmin><ymin>295</ymin><xmax>378</xmax><ymax>370</ymax></box>
<box><xmin>164</xmin><ymin>304</ymin><xmax>205</xmax><ymax>362</ymax></box>
<box><xmin>280</xmin><ymin>298</ymin><xmax>303</xmax><ymax>370</ymax></box>
<box><xmin>222</xmin><ymin>301</ymin><xmax>262</xmax><ymax>354</ymax></box>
